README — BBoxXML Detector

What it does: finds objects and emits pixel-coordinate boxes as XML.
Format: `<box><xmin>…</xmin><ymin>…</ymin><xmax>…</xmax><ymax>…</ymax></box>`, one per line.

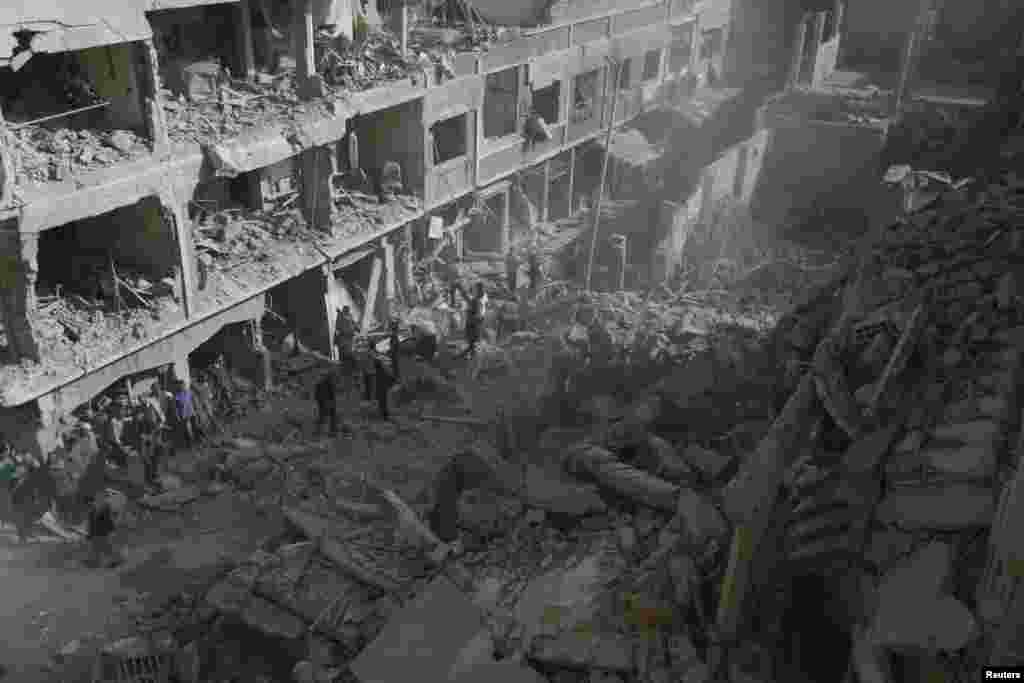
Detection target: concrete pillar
<box><xmin>301</xmin><ymin>146</ymin><xmax>334</xmax><ymax>232</ymax></box>
<box><xmin>294</xmin><ymin>0</ymin><xmax>324</xmax><ymax>100</ymax></box>
<box><xmin>140</xmin><ymin>39</ymin><xmax>170</xmax><ymax>155</ymax></box>
<box><xmin>159</xmin><ymin>192</ymin><xmax>195</xmax><ymax>319</ymax></box>
<box><xmin>787</xmin><ymin>15</ymin><xmax>808</xmax><ymax>90</ymax></box>
<box><xmin>402</xmin><ymin>223</ymin><xmax>415</xmax><ymax>298</ymax></box>
<box><xmin>236</xmin><ymin>0</ymin><xmax>257</xmax><ymax>81</ymax></box>
<box><xmin>567</xmin><ymin>148</ymin><xmax>576</xmax><ymax>213</ymax></box>
<box><xmin>833</xmin><ymin>0</ymin><xmax>845</xmax><ymax>40</ymax></box>
<box><xmin>810</xmin><ymin>12</ymin><xmax>828</xmax><ymax>85</ymax></box>
<box><xmin>0</xmin><ymin>105</ymin><xmax>14</xmax><ymax>209</ymax></box>
<box><xmin>391</xmin><ymin>1</ymin><xmax>408</xmax><ymax>57</ymax></box>
<box><xmin>541</xmin><ymin>160</ymin><xmax>551</xmax><ymax>223</ymax></box>
<box><xmin>383</xmin><ymin>235</ymin><xmax>397</xmax><ymax>302</ymax></box>
<box><xmin>361</xmin><ymin>255</ymin><xmax>383</xmax><ymax>333</ymax></box>
<box><xmin>0</xmin><ymin>227</ymin><xmax>40</xmax><ymax>362</ymax></box>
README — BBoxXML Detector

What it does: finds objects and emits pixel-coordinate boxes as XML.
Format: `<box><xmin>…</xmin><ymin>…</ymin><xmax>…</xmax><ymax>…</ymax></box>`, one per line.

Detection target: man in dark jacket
<box><xmin>314</xmin><ymin>371</ymin><xmax>339</xmax><ymax>436</ymax></box>
<box><xmin>86</xmin><ymin>492</ymin><xmax>121</xmax><ymax>568</ymax></box>
<box><xmin>373</xmin><ymin>357</ymin><xmax>395</xmax><ymax>419</ymax></box>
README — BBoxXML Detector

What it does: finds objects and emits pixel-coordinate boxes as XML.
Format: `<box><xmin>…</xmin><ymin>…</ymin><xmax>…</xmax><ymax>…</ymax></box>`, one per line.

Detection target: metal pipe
<box><xmin>9</xmin><ymin>101</ymin><xmax>111</xmax><ymax>130</ymax></box>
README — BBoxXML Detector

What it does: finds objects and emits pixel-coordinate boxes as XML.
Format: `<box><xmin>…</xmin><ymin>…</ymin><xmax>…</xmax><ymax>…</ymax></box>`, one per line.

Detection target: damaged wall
<box><xmin>354</xmin><ymin>99</ymin><xmax>425</xmax><ymax>197</ymax></box>
<box><xmin>0</xmin><ymin>223</ymin><xmax>40</xmax><ymax>363</ymax></box>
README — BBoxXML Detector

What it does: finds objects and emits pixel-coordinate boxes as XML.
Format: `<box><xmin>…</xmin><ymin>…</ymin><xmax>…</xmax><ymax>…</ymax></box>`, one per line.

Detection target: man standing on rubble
<box><xmin>505</xmin><ymin>247</ymin><xmax>521</xmax><ymax>294</ymax></box>
<box><xmin>373</xmin><ymin>356</ymin><xmax>395</xmax><ymax>420</ymax></box>
<box><xmin>457</xmin><ymin>282</ymin><xmax>487</xmax><ymax>359</ymax></box>
<box><xmin>527</xmin><ymin>248</ymin><xmax>543</xmax><ymax>296</ymax></box>
<box><xmin>174</xmin><ymin>380</ymin><xmax>198</xmax><ymax>449</ymax></box>
<box><xmin>314</xmin><ymin>370</ymin><xmax>339</xmax><ymax>436</ymax></box>
<box><xmin>334</xmin><ymin>306</ymin><xmax>359</xmax><ymax>381</ymax></box>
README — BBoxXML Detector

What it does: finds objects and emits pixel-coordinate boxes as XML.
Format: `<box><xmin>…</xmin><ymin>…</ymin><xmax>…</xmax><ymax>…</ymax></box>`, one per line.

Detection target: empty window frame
<box><xmin>669</xmin><ymin>22</ymin><xmax>695</xmax><ymax>72</ymax></box>
<box><xmin>571</xmin><ymin>69</ymin><xmax>600</xmax><ymax>124</ymax></box>
<box><xmin>532</xmin><ymin>82</ymin><xmax>561</xmax><ymax>124</ymax></box>
<box><xmin>700</xmin><ymin>28</ymin><xmax>724</xmax><ymax>60</ymax></box>
<box><xmin>484</xmin><ymin>67</ymin><xmax>520</xmax><ymax>139</ymax></box>
<box><xmin>618</xmin><ymin>58</ymin><xmax>634</xmax><ymax>90</ymax></box>
<box><xmin>642</xmin><ymin>49</ymin><xmax>662</xmax><ymax>81</ymax></box>
<box><xmin>432</xmin><ymin>113</ymin><xmax>468</xmax><ymax>165</ymax></box>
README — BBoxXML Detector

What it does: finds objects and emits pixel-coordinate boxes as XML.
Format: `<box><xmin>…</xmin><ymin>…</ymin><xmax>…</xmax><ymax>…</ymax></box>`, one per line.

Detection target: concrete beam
<box><xmin>541</xmin><ymin>159</ymin><xmax>551</xmax><ymax>222</ymax></box>
<box><xmin>361</xmin><ymin>254</ymin><xmax>383</xmax><ymax>333</ymax></box>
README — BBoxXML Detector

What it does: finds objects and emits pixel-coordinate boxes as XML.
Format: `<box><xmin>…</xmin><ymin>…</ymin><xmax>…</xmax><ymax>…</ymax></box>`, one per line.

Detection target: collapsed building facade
<box><xmin>0</xmin><ymin>0</ymin><xmax>743</xmax><ymax>456</ymax></box>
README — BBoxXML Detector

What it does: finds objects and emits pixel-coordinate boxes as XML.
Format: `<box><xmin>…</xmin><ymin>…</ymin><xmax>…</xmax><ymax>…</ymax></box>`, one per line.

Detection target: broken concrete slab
<box><xmin>241</xmin><ymin>595</ymin><xmax>307</xmax><ymax>641</ymax></box>
<box><xmin>930</xmin><ymin>420</ymin><xmax>1002</xmax><ymax>445</ymax></box>
<box><xmin>916</xmin><ymin>443</ymin><xmax>997</xmax><ymax>477</ymax></box>
<box><xmin>529</xmin><ymin>631</ymin><xmax>635</xmax><ymax>672</ymax></box>
<box><xmin>351</xmin><ymin>576</ymin><xmax>485</xmax><ymax>683</ymax></box>
<box><xmin>513</xmin><ymin>551</ymin><xmax>608</xmax><ymax>643</ymax></box>
<box><xmin>870</xmin><ymin>542</ymin><xmax>978</xmax><ymax>652</ymax></box>
<box><xmin>138</xmin><ymin>485</ymin><xmax>203</xmax><ymax>509</ymax></box>
<box><xmin>876</xmin><ymin>484</ymin><xmax>994</xmax><ymax>529</ymax></box>
<box><xmin>680</xmin><ymin>444</ymin><xmax>731</xmax><ymax>481</ymax></box>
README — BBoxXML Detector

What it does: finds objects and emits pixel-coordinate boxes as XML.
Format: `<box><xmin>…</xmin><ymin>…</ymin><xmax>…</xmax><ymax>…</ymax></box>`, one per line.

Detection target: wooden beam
<box><xmin>361</xmin><ymin>255</ymin><xmax>384</xmax><ymax>333</ymax></box>
<box><xmin>236</xmin><ymin>0</ymin><xmax>257</xmax><ymax>81</ymax></box>
<box><xmin>896</xmin><ymin>0</ymin><xmax>934</xmax><ymax>111</ymax></box>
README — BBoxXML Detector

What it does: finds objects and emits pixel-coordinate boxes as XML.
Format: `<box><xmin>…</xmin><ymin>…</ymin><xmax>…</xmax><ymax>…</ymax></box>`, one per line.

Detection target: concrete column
<box><xmin>294</xmin><ymin>0</ymin><xmax>323</xmax><ymax>100</ymax></box>
<box><xmin>301</xmin><ymin>146</ymin><xmax>334</xmax><ymax>232</ymax></box>
<box><xmin>236</xmin><ymin>0</ymin><xmax>257</xmax><ymax>81</ymax></box>
<box><xmin>361</xmin><ymin>255</ymin><xmax>383</xmax><ymax>333</ymax></box>
<box><xmin>0</xmin><ymin>227</ymin><xmax>40</xmax><ymax>362</ymax></box>
<box><xmin>0</xmin><ymin>105</ymin><xmax>14</xmax><ymax>209</ymax></box>
<box><xmin>567</xmin><ymin>148</ymin><xmax>576</xmax><ymax>213</ymax></box>
<box><xmin>141</xmin><ymin>39</ymin><xmax>170</xmax><ymax>155</ymax></box>
<box><xmin>402</xmin><ymin>223</ymin><xmax>415</xmax><ymax>297</ymax></box>
<box><xmin>160</xmin><ymin>192</ymin><xmax>195</xmax><ymax>319</ymax></box>
<box><xmin>383</xmin><ymin>235</ymin><xmax>397</xmax><ymax>302</ymax></box>
<box><xmin>541</xmin><ymin>160</ymin><xmax>551</xmax><ymax>223</ymax></box>
<box><xmin>787</xmin><ymin>15</ymin><xmax>808</xmax><ymax>90</ymax></box>
<box><xmin>833</xmin><ymin>0</ymin><xmax>845</xmax><ymax>40</ymax></box>
<box><xmin>391</xmin><ymin>1</ymin><xmax>409</xmax><ymax>57</ymax></box>
<box><xmin>810</xmin><ymin>12</ymin><xmax>828</xmax><ymax>85</ymax></box>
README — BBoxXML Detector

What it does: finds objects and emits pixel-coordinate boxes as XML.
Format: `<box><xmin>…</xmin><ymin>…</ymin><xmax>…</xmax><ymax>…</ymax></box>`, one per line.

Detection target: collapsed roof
<box><xmin>0</xmin><ymin>0</ymin><xmax>153</xmax><ymax>70</ymax></box>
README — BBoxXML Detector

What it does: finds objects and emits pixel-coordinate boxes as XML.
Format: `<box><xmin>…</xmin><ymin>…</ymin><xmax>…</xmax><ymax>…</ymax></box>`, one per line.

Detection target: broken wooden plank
<box><xmin>361</xmin><ymin>255</ymin><xmax>384</xmax><ymax>333</ymax></box>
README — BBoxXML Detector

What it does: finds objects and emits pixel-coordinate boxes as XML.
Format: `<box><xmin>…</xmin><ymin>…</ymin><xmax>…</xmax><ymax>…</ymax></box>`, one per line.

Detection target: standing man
<box><xmin>174</xmin><ymin>380</ymin><xmax>198</xmax><ymax>449</ymax></box>
<box><xmin>314</xmin><ymin>371</ymin><xmax>339</xmax><ymax>436</ymax></box>
<box><xmin>388</xmin><ymin>318</ymin><xmax>402</xmax><ymax>384</ymax></box>
<box><xmin>527</xmin><ymin>248</ymin><xmax>543</xmax><ymax>296</ymax></box>
<box><xmin>373</xmin><ymin>357</ymin><xmax>395</xmax><ymax>420</ymax></box>
<box><xmin>335</xmin><ymin>307</ymin><xmax>358</xmax><ymax>366</ymax></box>
<box><xmin>505</xmin><ymin>247</ymin><xmax>520</xmax><ymax>294</ymax></box>
<box><xmin>86</xmin><ymin>491</ymin><xmax>121</xmax><ymax>568</ymax></box>
<box><xmin>458</xmin><ymin>282</ymin><xmax>486</xmax><ymax>359</ymax></box>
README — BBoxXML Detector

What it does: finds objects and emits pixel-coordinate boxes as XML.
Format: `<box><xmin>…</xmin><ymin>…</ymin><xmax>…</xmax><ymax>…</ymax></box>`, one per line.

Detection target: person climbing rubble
<box><xmin>314</xmin><ymin>370</ymin><xmax>339</xmax><ymax>436</ymax></box>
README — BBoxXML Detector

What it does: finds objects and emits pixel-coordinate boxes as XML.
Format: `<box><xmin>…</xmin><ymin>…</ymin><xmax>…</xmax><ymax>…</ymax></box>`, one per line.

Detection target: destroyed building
<box><xmin>0</xmin><ymin>0</ymin><xmax>744</xmax><ymax>457</ymax></box>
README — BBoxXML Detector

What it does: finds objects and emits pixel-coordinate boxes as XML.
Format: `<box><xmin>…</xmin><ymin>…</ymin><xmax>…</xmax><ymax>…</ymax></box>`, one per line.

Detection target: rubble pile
<box><xmin>191</xmin><ymin>207</ymin><xmax>326</xmax><ymax>313</ymax></box>
<box><xmin>29</xmin><ymin>287</ymin><xmax>185</xmax><ymax>376</ymax></box>
<box><xmin>11</xmin><ymin>126</ymin><xmax>149</xmax><ymax>184</ymax></box>
<box><xmin>710</xmin><ymin>167</ymin><xmax>1024</xmax><ymax>680</ymax></box>
<box><xmin>316</xmin><ymin>30</ymin><xmax>419</xmax><ymax>91</ymax></box>
<box><xmin>162</xmin><ymin>77</ymin><xmax>336</xmax><ymax>148</ymax></box>
<box><xmin>328</xmin><ymin>190</ymin><xmax>422</xmax><ymax>243</ymax></box>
